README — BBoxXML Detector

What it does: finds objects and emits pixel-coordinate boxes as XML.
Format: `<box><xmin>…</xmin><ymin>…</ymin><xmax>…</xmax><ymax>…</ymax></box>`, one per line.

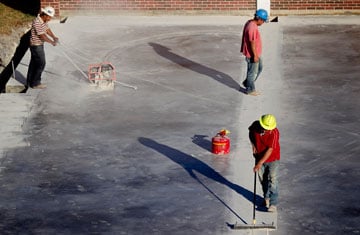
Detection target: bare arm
<box><xmin>46</xmin><ymin>28</ymin><xmax>58</xmax><ymax>42</ymax></box>
<box><xmin>39</xmin><ymin>28</ymin><xmax>58</xmax><ymax>46</ymax></box>
<box><xmin>250</xmin><ymin>41</ymin><xmax>259</xmax><ymax>62</ymax></box>
<box><xmin>253</xmin><ymin>147</ymin><xmax>273</xmax><ymax>172</ymax></box>
<box><xmin>251</xmin><ymin>144</ymin><xmax>257</xmax><ymax>155</ymax></box>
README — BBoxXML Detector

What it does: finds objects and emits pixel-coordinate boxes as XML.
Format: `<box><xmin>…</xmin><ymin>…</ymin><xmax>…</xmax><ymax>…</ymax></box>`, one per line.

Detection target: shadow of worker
<box><xmin>191</xmin><ymin>134</ymin><xmax>212</xmax><ymax>152</ymax></box>
<box><xmin>149</xmin><ymin>42</ymin><xmax>243</xmax><ymax>92</ymax></box>
<box><xmin>138</xmin><ymin>137</ymin><xmax>261</xmax><ymax>204</ymax></box>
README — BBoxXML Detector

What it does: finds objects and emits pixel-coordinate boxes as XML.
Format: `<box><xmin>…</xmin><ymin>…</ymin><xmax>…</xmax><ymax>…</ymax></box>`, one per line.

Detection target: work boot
<box><xmin>267</xmin><ymin>205</ymin><xmax>277</xmax><ymax>213</ymax></box>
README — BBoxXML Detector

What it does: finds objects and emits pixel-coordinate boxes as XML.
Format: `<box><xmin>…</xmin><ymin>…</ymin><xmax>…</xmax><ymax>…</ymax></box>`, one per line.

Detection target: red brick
<box><xmin>43</xmin><ymin>0</ymin><xmax>360</xmax><ymax>14</ymax></box>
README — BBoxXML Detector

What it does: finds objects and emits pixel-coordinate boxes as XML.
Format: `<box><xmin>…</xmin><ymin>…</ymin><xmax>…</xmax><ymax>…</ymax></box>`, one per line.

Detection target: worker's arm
<box><xmin>253</xmin><ymin>147</ymin><xmax>273</xmax><ymax>172</ymax></box>
<box><xmin>251</xmin><ymin>144</ymin><xmax>257</xmax><ymax>155</ymax></box>
<box><xmin>250</xmin><ymin>41</ymin><xmax>259</xmax><ymax>62</ymax></box>
<box><xmin>39</xmin><ymin>33</ymin><xmax>57</xmax><ymax>46</ymax></box>
<box><xmin>46</xmin><ymin>28</ymin><xmax>58</xmax><ymax>42</ymax></box>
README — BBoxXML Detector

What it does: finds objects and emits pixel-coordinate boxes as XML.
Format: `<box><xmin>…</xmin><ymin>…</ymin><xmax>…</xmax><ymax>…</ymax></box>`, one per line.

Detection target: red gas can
<box><xmin>212</xmin><ymin>130</ymin><xmax>230</xmax><ymax>155</ymax></box>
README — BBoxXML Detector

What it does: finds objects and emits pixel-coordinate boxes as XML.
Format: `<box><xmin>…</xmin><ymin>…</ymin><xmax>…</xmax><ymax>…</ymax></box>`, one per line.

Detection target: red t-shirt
<box><xmin>240</xmin><ymin>20</ymin><xmax>262</xmax><ymax>58</ymax></box>
<box><xmin>249</xmin><ymin>121</ymin><xmax>280</xmax><ymax>162</ymax></box>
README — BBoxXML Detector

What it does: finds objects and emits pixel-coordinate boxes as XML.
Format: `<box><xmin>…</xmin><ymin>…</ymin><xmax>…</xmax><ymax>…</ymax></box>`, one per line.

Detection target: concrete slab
<box><xmin>0</xmin><ymin>16</ymin><xmax>359</xmax><ymax>235</ymax></box>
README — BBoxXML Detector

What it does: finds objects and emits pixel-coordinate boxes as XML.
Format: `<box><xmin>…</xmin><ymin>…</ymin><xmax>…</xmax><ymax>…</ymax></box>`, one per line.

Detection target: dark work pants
<box><xmin>27</xmin><ymin>45</ymin><xmax>45</xmax><ymax>87</ymax></box>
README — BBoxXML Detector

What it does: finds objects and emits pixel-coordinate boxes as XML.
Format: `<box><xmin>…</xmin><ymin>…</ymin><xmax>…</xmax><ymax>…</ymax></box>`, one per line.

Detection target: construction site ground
<box><xmin>0</xmin><ymin>15</ymin><xmax>359</xmax><ymax>235</ymax></box>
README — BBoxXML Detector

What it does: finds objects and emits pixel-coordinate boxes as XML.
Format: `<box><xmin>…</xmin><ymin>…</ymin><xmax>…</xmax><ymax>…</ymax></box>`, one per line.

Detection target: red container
<box><xmin>212</xmin><ymin>134</ymin><xmax>230</xmax><ymax>155</ymax></box>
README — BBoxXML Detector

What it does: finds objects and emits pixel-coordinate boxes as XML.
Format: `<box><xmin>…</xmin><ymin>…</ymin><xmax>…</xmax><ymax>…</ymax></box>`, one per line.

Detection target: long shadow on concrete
<box><xmin>139</xmin><ymin>137</ymin><xmax>261</xmax><ymax>222</ymax></box>
<box><xmin>148</xmin><ymin>42</ymin><xmax>244</xmax><ymax>93</ymax></box>
<box><xmin>191</xmin><ymin>134</ymin><xmax>212</xmax><ymax>152</ymax></box>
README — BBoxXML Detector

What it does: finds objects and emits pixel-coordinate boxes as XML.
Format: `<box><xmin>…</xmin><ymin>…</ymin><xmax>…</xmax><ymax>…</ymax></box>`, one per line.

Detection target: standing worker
<box><xmin>249</xmin><ymin>114</ymin><xmax>280</xmax><ymax>212</ymax></box>
<box><xmin>27</xmin><ymin>6</ymin><xmax>58</xmax><ymax>89</ymax></box>
<box><xmin>240</xmin><ymin>9</ymin><xmax>268</xmax><ymax>96</ymax></box>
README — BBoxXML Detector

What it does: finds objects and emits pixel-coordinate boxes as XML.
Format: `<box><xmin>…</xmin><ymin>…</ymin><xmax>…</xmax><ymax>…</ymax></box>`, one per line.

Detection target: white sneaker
<box><xmin>32</xmin><ymin>84</ymin><xmax>47</xmax><ymax>89</ymax></box>
<box><xmin>247</xmin><ymin>91</ymin><xmax>260</xmax><ymax>96</ymax></box>
<box><xmin>267</xmin><ymin>205</ymin><xmax>277</xmax><ymax>213</ymax></box>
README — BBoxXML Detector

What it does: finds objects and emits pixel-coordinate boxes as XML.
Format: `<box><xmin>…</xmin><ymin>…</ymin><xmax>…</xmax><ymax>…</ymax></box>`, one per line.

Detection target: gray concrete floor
<box><xmin>0</xmin><ymin>16</ymin><xmax>359</xmax><ymax>235</ymax></box>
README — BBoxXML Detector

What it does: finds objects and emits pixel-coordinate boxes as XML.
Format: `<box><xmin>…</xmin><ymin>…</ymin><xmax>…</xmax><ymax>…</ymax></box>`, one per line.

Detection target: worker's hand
<box><xmin>53</xmin><ymin>37</ymin><xmax>59</xmax><ymax>46</ymax></box>
<box><xmin>253</xmin><ymin>55</ymin><xmax>260</xmax><ymax>63</ymax></box>
<box><xmin>252</xmin><ymin>146</ymin><xmax>257</xmax><ymax>154</ymax></box>
<box><xmin>253</xmin><ymin>163</ymin><xmax>262</xmax><ymax>172</ymax></box>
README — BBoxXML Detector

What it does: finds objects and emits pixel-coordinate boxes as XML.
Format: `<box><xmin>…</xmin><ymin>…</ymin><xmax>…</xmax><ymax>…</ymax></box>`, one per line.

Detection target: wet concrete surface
<box><xmin>0</xmin><ymin>16</ymin><xmax>359</xmax><ymax>234</ymax></box>
<box><xmin>1</xmin><ymin>22</ymin><xmax>245</xmax><ymax>235</ymax></box>
<box><xmin>279</xmin><ymin>23</ymin><xmax>360</xmax><ymax>235</ymax></box>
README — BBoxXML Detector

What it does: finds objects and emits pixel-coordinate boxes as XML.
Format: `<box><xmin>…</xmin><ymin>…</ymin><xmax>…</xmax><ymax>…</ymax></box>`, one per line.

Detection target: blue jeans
<box><xmin>27</xmin><ymin>45</ymin><xmax>46</xmax><ymax>87</ymax></box>
<box><xmin>243</xmin><ymin>57</ymin><xmax>263</xmax><ymax>93</ymax></box>
<box><xmin>258</xmin><ymin>160</ymin><xmax>279</xmax><ymax>206</ymax></box>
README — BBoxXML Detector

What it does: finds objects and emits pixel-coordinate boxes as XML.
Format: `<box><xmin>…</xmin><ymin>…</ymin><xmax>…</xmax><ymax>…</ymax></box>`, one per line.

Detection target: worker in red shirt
<box><xmin>240</xmin><ymin>9</ymin><xmax>268</xmax><ymax>96</ymax></box>
<box><xmin>249</xmin><ymin>114</ymin><xmax>280</xmax><ymax>212</ymax></box>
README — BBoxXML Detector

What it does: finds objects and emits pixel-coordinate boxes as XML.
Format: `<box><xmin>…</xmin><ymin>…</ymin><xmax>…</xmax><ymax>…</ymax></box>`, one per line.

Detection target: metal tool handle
<box><xmin>253</xmin><ymin>170</ymin><xmax>257</xmax><ymax>225</ymax></box>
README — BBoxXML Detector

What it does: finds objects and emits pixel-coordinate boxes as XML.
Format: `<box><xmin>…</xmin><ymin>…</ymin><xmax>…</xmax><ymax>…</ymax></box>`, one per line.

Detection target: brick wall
<box><xmin>40</xmin><ymin>0</ymin><xmax>360</xmax><ymax>16</ymax></box>
<box><xmin>41</xmin><ymin>0</ymin><xmax>60</xmax><ymax>16</ymax></box>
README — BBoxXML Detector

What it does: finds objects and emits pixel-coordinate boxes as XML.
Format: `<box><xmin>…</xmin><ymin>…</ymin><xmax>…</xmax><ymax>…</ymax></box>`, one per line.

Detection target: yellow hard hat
<box><xmin>259</xmin><ymin>114</ymin><xmax>277</xmax><ymax>130</ymax></box>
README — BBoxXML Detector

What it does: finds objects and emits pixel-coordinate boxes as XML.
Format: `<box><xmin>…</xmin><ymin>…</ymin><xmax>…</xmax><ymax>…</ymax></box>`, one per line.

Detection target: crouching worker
<box><xmin>27</xmin><ymin>6</ymin><xmax>59</xmax><ymax>89</ymax></box>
